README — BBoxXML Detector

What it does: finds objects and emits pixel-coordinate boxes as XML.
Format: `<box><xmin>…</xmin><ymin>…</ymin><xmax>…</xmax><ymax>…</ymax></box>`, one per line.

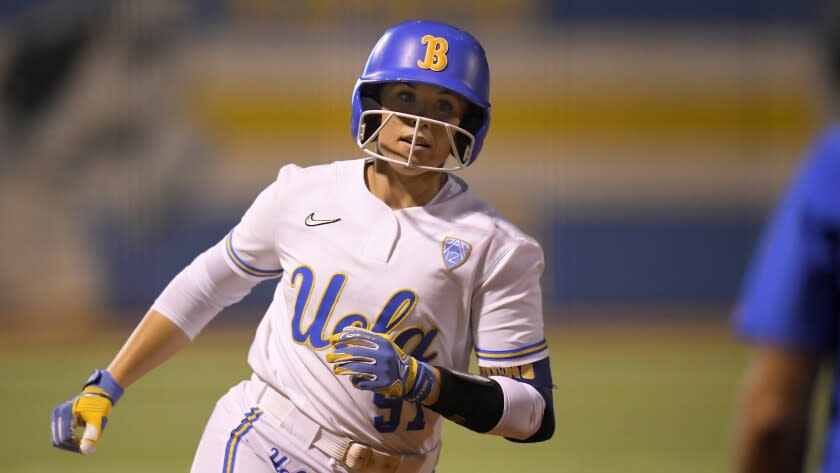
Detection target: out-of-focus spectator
<box><xmin>0</xmin><ymin>1</ymin><xmax>204</xmax><ymax>320</ymax></box>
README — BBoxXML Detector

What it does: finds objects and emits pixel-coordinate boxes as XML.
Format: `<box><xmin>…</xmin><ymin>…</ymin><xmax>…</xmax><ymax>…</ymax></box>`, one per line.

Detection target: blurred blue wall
<box><xmin>548</xmin><ymin>214</ymin><xmax>764</xmax><ymax>306</ymax></box>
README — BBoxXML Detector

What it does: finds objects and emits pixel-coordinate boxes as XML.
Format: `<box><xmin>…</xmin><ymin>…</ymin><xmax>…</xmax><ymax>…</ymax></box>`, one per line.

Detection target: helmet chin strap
<box><xmin>357</xmin><ymin>110</ymin><xmax>475</xmax><ymax>173</ymax></box>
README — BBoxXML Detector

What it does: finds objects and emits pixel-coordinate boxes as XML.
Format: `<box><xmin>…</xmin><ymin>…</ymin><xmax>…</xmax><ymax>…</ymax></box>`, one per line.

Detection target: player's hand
<box><xmin>50</xmin><ymin>369</ymin><xmax>124</xmax><ymax>455</ymax></box>
<box><xmin>326</xmin><ymin>327</ymin><xmax>435</xmax><ymax>402</ymax></box>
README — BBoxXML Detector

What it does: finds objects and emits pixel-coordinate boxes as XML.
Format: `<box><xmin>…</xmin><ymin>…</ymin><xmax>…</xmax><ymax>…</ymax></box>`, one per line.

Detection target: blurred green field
<box><xmin>0</xmin><ymin>322</ymin><xmax>750</xmax><ymax>473</ymax></box>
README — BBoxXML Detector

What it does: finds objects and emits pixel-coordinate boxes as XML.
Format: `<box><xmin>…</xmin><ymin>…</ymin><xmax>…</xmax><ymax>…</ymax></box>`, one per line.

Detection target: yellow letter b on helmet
<box><xmin>417</xmin><ymin>35</ymin><xmax>449</xmax><ymax>71</ymax></box>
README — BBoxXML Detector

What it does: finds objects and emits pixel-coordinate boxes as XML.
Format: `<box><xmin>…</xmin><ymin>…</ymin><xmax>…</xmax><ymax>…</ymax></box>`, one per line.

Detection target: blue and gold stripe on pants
<box><xmin>223</xmin><ymin>407</ymin><xmax>263</xmax><ymax>473</ymax></box>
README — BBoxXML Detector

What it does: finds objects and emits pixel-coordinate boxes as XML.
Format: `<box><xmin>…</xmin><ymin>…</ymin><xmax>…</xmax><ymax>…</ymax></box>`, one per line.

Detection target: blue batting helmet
<box><xmin>351</xmin><ymin>21</ymin><xmax>491</xmax><ymax>167</ymax></box>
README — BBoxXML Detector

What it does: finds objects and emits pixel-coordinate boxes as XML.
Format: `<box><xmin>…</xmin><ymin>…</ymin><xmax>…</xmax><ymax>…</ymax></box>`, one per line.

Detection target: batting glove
<box><xmin>51</xmin><ymin>369</ymin><xmax>124</xmax><ymax>455</ymax></box>
<box><xmin>326</xmin><ymin>327</ymin><xmax>435</xmax><ymax>403</ymax></box>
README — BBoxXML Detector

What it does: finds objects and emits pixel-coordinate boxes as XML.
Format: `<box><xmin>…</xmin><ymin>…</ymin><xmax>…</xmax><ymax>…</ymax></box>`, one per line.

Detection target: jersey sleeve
<box><xmin>223</xmin><ymin>168</ymin><xmax>290</xmax><ymax>280</ymax></box>
<box><xmin>471</xmin><ymin>238</ymin><xmax>548</xmax><ymax>367</ymax></box>
<box><xmin>735</xmin><ymin>131</ymin><xmax>840</xmax><ymax>352</ymax></box>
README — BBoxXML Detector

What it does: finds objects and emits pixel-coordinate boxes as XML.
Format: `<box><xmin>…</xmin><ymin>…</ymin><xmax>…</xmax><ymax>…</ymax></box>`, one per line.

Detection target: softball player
<box><xmin>51</xmin><ymin>21</ymin><xmax>555</xmax><ymax>473</ymax></box>
<box><xmin>735</xmin><ymin>126</ymin><xmax>840</xmax><ymax>472</ymax></box>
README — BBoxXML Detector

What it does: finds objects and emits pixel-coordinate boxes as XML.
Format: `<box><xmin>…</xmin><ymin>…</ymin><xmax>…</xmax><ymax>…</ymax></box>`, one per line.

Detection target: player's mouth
<box><xmin>400</xmin><ymin>135</ymin><xmax>431</xmax><ymax>149</ymax></box>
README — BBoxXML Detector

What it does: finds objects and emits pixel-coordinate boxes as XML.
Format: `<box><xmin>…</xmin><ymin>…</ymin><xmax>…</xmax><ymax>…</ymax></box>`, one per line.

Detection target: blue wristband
<box><xmin>83</xmin><ymin>369</ymin><xmax>125</xmax><ymax>405</ymax></box>
<box><xmin>405</xmin><ymin>362</ymin><xmax>435</xmax><ymax>403</ymax></box>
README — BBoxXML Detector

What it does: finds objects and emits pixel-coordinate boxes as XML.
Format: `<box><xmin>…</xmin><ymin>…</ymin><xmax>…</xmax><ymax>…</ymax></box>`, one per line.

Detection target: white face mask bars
<box><xmin>356</xmin><ymin>110</ymin><xmax>476</xmax><ymax>173</ymax></box>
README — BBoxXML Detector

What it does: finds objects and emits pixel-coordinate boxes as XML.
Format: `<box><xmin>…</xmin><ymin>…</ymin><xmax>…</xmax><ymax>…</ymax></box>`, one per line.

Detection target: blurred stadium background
<box><xmin>0</xmin><ymin>0</ymin><xmax>829</xmax><ymax>471</ymax></box>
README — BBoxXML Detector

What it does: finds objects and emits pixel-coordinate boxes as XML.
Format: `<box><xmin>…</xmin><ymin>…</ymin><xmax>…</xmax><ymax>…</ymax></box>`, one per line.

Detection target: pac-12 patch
<box><xmin>442</xmin><ymin>237</ymin><xmax>472</xmax><ymax>271</ymax></box>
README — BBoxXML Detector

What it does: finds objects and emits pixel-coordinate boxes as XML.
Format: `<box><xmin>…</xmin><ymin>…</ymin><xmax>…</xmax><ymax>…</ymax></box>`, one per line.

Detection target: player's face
<box><xmin>376</xmin><ymin>82</ymin><xmax>467</xmax><ymax>174</ymax></box>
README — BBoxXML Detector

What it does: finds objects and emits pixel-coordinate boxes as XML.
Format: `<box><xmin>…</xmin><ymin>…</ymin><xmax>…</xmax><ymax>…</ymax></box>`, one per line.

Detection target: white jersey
<box><xmin>220</xmin><ymin>158</ymin><xmax>547</xmax><ymax>455</ymax></box>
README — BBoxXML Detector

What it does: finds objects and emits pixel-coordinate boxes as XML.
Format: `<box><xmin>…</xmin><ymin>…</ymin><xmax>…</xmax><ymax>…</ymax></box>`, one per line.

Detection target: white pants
<box><xmin>190</xmin><ymin>378</ymin><xmax>347</xmax><ymax>473</ymax></box>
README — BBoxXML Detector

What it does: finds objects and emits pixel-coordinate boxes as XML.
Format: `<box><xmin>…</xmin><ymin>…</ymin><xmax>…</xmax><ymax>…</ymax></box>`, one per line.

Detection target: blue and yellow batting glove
<box><xmin>50</xmin><ymin>369</ymin><xmax>124</xmax><ymax>455</ymax></box>
<box><xmin>326</xmin><ymin>327</ymin><xmax>435</xmax><ymax>403</ymax></box>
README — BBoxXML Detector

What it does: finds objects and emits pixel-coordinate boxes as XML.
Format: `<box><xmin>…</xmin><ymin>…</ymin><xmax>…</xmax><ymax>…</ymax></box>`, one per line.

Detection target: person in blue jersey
<box><xmin>735</xmin><ymin>5</ymin><xmax>840</xmax><ymax>472</ymax></box>
<box><xmin>734</xmin><ymin>124</ymin><xmax>840</xmax><ymax>472</ymax></box>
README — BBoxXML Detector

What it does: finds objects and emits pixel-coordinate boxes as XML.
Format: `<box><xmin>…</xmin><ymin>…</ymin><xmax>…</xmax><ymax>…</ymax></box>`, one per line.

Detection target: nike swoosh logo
<box><xmin>305</xmin><ymin>212</ymin><xmax>341</xmax><ymax>227</ymax></box>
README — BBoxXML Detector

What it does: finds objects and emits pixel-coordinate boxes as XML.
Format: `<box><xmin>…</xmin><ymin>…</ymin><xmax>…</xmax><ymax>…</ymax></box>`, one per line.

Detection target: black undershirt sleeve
<box><xmin>425</xmin><ymin>367</ymin><xmax>504</xmax><ymax>433</ymax></box>
<box><xmin>426</xmin><ymin>358</ymin><xmax>555</xmax><ymax>442</ymax></box>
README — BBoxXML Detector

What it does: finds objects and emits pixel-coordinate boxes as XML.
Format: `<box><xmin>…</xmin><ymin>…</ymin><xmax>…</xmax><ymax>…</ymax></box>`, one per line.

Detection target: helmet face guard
<box><xmin>351</xmin><ymin>21</ymin><xmax>490</xmax><ymax>171</ymax></box>
<box><xmin>356</xmin><ymin>109</ymin><xmax>476</xmax><ymax>172</ymax></box>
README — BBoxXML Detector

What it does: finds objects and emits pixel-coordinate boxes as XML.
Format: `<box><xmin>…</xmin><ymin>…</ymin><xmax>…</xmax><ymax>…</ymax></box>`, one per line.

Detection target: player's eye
<box><xmin>437</xmin><ymin>100</ymin><xmax>454</xmax><ymax>114</ymax></box>
<box><xmin>398</xmin><ymin>91</ymin><xmax>416</xmax><ymax>103</ymax></box>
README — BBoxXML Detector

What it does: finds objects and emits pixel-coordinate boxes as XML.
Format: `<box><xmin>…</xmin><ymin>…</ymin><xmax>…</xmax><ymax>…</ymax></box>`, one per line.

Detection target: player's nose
<box><xmin>406</xmin><ymin>117</ymin><xmax>433</xmax><ymax>131</ymax></box>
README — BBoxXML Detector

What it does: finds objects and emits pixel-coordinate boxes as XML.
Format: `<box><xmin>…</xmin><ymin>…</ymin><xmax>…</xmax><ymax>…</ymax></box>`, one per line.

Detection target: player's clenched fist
<box><xmin>326</xmin><ymin>327</ymin><xmax>436</xmax><ymax>403</ymax></box>
<box><xmin>50</xmin><ymin>369</ymin><xmax>124</xmax><ymax>455</ymax></box>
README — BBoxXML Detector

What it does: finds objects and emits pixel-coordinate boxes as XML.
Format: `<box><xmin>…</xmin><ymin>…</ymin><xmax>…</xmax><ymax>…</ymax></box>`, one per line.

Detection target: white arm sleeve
<box><xmin>486</xmin><ymin>375</ymin><xmax>547</xmax><ymax>440</ymax></box>
<box><xmin>151</xmin><ymin>240</ymin><xmax>260</xmax><ymax>340</ymax></box>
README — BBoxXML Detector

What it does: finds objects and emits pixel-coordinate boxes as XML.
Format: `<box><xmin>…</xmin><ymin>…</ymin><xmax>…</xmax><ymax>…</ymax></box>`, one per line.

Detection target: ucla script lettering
<box><xmin>289</xmin><ymin>265</ymin><xmax>438</xmax><ymax>362</ymax></box>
